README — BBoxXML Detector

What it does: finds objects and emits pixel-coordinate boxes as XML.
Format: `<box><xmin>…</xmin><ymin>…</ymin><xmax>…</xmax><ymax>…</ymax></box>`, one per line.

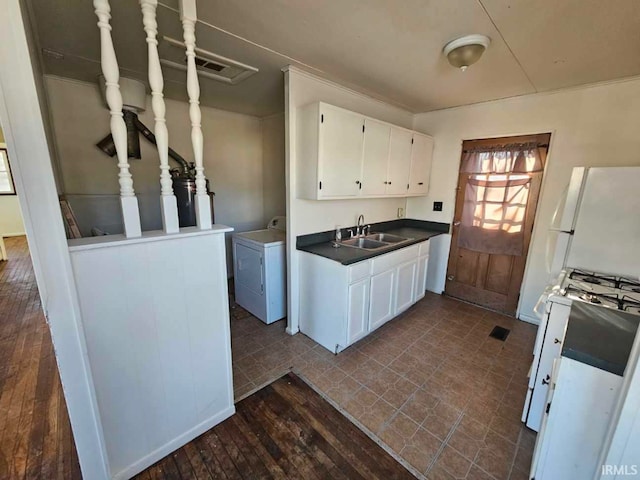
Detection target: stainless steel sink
<box><xmin>340</xmin><ymin>237</ymin><xmax>389</xmax><ymax>250</ymax></box>
<box><xmin>339</xmin><ymin>232</ymin><xmax>414</xmax><ymax>250</ymax></box>
<box><xmin>366</xmin><ymin>232</ymin><xmax>412</xmax><ymax>243</ymax></box>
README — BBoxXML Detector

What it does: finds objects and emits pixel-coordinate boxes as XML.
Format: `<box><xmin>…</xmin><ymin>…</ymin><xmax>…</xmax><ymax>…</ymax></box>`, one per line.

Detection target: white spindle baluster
<box><xmin>141</xmin><ymin>0</ymin><xmax>180</xmax><ymax>234</ymax></box>
<box><xmin>94</xmin><ymin>0</ymin><xmax>142</xmax><ymax>238</ymax></box>
<box><xmin>180</xmin><ymin>0</ymin><xmax>212</xmax><ymax>229</ymax></box>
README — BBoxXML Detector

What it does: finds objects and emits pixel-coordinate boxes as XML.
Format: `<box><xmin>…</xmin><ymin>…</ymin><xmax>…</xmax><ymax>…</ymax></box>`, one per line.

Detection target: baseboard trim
<box><xmin>518</xmin><ymin>313</ymin><xmax>540</xmax><ymax>325</ymax></box>
<box><xmin>112</xmin><ymin>405</ymin><xmax>236</xmax><ymax>480</ymax></box>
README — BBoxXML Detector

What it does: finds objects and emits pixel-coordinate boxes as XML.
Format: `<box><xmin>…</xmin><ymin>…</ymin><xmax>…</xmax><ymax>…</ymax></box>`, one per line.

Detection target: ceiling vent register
<box><xmin>159</xmin><ymin>36</ymin><xmax>259</xmax><ymax>85</ymax></box>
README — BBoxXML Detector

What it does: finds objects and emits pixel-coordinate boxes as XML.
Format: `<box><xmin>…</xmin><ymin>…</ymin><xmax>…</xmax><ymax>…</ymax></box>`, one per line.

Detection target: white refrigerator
<box><xmin>547</xmin><ymin>166</ymin><xmax>640</xmax><ymax>279</ymax></box>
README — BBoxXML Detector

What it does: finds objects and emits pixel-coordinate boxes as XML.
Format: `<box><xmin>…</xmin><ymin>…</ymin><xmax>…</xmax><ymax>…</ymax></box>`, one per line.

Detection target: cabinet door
<box><xmin>347</xmin><ymin>279</ymin><xmax>370</xmax><ymax>346</ymax></box>
<box><xmin>414</xmin><ymin>254</ymin><xmax>429</xmax><ymax>301</ymax></box>
<box><xmin>369</xmin><ymin>269</ymin><xmax>396</xmax><ymax>331</ymax></box>
<box><xmin>361</xmin><ymin>119</ymin><xmax>390</xmax><ymax>196</ymax></box>
<box><xmin>386</xmin><ymin>127</ymin><xmax>413</xmax><ymax>195</ymax></box>
<box><xmin>395</xmin><ymin>259</ymin><xmax>417</xmax><ymax>314</ymax></box>
<box><xmin>526</xmin><ymin>302</ymin><xmax>570</xmax><ymax>432</ymax></box>
<box><xmin>318</xmin><ymin>105</ymin><xmax>364</xmax><ymax>198</ymax></box>
<box><xmin>408</xmin><ymin>133</ymin><xmax>433</xmax><ymax>195</ymax></box>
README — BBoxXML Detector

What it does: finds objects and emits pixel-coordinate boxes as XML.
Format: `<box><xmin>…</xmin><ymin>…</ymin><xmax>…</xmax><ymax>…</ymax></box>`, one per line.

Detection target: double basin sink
<box><xmin>340</xmin><ymin>232</ymin><xmax>413</xmax><ymax>251</ymax></box>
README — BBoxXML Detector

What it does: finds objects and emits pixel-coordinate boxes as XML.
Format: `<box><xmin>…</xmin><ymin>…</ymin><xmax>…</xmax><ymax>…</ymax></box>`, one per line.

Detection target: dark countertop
<box><xmin>562</xmin><ymin>301</ymin><xmax>640</xmax><ymax>376</ymax></box>
<box><xmin>296</xmin><ymin>219</ymin><xmax>449</xmax><ymax>266</ymax></box>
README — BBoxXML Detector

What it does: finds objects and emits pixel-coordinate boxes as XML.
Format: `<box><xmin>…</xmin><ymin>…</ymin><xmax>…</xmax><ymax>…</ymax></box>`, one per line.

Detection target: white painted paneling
<box><xmin>408</xmin><ymin>77</ymin><xmax>640</xmax><ymax>322</ymax></box>
<box><xmin>69</xmin><ymin>230</ymin><xmax>234</xmax><ymax>479</ymax></box>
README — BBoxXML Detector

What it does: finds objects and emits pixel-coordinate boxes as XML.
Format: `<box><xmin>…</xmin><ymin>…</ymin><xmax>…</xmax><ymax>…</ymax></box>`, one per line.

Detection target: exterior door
<box><xmin>446</xmin><ymin>134</ymin><xmax>549</xmax><ymax>315</ymax></box>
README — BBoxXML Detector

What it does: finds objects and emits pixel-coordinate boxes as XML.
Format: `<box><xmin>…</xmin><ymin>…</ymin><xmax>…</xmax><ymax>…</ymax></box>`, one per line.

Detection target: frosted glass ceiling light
<box><xmin>443</xmin><ymin>34</ymin><xmax>491</xmax><ymax>71</ymax></box>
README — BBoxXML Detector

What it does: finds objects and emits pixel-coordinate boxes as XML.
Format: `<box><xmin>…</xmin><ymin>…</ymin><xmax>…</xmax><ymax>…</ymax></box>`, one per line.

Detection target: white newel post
<box><xmin>180</xmin><ymin>0</ymin><xmax>212</xmax><ymax>229</ymax></box>
<box><xmin>94</xmin><ymin>0</ymin><xmax>142</xmax><ymax>238</ymax></box>
<box><xmin>141</xmin><ymin>0</ymin><xmax>180</xmax><ymax>234</ymax></box>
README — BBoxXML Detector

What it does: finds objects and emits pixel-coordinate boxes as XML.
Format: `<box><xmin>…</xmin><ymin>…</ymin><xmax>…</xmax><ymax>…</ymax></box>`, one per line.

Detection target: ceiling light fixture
<box><xmin>443</xmin><ymin>34</ymin><xmax>491</xmax><ymax>72</ymax></box>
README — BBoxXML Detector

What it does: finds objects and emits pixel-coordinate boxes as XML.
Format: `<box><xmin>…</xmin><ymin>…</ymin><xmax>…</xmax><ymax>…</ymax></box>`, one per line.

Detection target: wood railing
<box><xmin>93</xmin><ymin>0</ymin><xmax>211</xmax><ymax>237</ymax></box>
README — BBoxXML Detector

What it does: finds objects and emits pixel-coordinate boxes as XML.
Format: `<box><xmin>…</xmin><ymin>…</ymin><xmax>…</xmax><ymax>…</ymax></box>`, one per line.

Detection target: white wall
<box><xmin>285</xmin><ymin>67</ymin><xmax>414</xmax><ymax>333</ymax></box>
<box><xmin>407</xmin><ymin>77</ymin><xmax>640</xmax><ymax>323</ymax></box>
<box><xmin>0</xmin><ymin>195</ymin><xmax>25</xmax><ymax>236</ymax></box>
<box><xmin>261</xmin><ymin>112</ymin><xmax>286</xmax><ymax>223</ymax></box>
<box><xmin>44</xmin><ymin>75</ymin><xmax>285</xmax><ymax>275</ymax></box>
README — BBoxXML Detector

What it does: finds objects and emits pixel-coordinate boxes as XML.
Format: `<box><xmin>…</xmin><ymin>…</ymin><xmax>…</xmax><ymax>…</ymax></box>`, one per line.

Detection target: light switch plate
<box><xmin>433</xmin><ymin>201</ymin><xmax>443</xmax><ymax>212</ymax></box>
<box><xmin>397</xmin><ymin>207</ymin><xmax>404</xmax><ymax>218</ymax></box>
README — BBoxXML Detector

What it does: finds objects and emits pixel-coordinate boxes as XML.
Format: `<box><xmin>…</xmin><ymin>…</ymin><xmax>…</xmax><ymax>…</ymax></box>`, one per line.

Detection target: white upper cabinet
<box><xmin>408</xmin><ymin>133</ymin><xmax>434</xmax><ymax>196</ymax></box>
<box><xmin>361</xmin><ymin>119</ymin><xmax>391</xmax><ymax>196</ymax></box>
<box><xmin>317</xmin><ymin>104</ymin><xmax>364</xmax><ymax>198</ymax></box>
<box><xmin>297</xmin><ymin>102</ymin><xmax>364</xmax><ymax>199</ymax></box>
<box><xmin>297</xmin><ymin>101</ymin><xmax>433</xmax><ymax>200</ymax></box>
<box><xmin>387</xmin><ymin>127</ymin><xmax>413</xmax><ymax>195</ymax></box>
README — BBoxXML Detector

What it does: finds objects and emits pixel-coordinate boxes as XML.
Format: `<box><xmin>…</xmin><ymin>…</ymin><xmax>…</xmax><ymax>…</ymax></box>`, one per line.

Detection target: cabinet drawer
<box><xmin>371</xmin><ymin>245</ymin><xmax>419</xmax><ymax>275</ymax></box>
<box><xmin>349</xmin><ymin>260</ymin><xmax>371</xmax><ymax>283</ymax></box>
<box><xmin>418</xmin><ymin>240</ymin><xmax>430</xmax><ymax>256</ymax></box>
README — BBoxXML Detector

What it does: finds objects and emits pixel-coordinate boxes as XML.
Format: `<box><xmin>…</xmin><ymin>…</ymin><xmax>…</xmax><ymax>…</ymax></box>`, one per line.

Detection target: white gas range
<box><xmin>524</xmin><ymin>269</ymin><xmax>640</xmax><ymax>433</ymax></box>
<box><xmin>526</xmin><ymin>270</ymin><xmax>640</xmax><ymax>480</ymax></box>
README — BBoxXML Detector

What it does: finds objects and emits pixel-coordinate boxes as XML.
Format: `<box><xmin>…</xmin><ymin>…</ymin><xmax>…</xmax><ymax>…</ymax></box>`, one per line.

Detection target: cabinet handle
<box><xmin>542</xmin><ymin>374</ymin><xmax>550</xmax><ymax>385</ymax></box>
<box><xmin>355</xmin><ymin>180</ymin><xmax>360</xmax><ymax>184</ymax></box>
<box><xmin>383</xmin><ymin>181</ymin><xmax>388</xmax><ymax>184</ymax></box>
<box><xmin>418</xmin><ymin>182</ymin><xmax>424</xmax><ymax>185</ymax></box>
<box><xmin>554</xmin><ymin>338</ymin><xmax>561</xmax><ymax>344</ymax></box>
<box><xmin>388</xmin><ymin>182</ymin><xmax>392</xmax><ymax>185</ymax></box>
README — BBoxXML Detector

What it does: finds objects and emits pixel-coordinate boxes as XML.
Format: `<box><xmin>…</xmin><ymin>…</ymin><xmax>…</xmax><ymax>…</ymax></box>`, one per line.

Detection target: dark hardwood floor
<box><xmin>135</xmin><ymin>373</ymin><xmax>414</xmax><ymax>479</ymax></box>
<box><xmin>0</xmin><ymin>236</ymin><xmax>81</xmax><ymax>479</ymax></box>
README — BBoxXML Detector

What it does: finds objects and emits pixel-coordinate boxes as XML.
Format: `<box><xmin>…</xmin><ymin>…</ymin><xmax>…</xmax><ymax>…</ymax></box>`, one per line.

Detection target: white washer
<box><xmin>232</xmin><ymin>217</ymin><xmax>286</xmax><ymax>324</ymax></box>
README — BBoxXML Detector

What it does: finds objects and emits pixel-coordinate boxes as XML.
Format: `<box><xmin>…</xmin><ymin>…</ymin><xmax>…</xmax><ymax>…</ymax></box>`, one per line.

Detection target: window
<box><xmin>0</xmin><ymin>149</ymin><xmax>16</xmax><ymax>195</ymax></box>
<box><xmin>469</xmin><ymin>173</ymin><xmax>531</xmax><ymax>234</ymax></box>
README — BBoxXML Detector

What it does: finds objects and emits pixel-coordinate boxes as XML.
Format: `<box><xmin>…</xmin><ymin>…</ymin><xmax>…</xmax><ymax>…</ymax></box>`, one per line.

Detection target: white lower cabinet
<box><xmin>369</xmin><ymin>269</ymin><xmax>396</xmax><ymax>331</ymax></box>
<box><xmin>347</xmin><ymin>279</ymin><xmax>370</xmax><ymax>345</ymax></box>
<box><xmin>299</xmin><ymin>239</ymin><xmax>430</xmax><ymax>353</ymax></box>
<box><xmin>415</xmin><ymin>254</ymin><xmax>429</xmax><ymax>301</ymax></box>
<box><xmin>395</xmin><ymin>259</ymin><xmax>417</xmax><ymax>314</ymax></box>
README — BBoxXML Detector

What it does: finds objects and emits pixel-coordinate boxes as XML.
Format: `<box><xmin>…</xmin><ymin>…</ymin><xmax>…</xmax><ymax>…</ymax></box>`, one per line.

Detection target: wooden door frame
<box><xmin>445</xmin><ymin>133</ymin><xmax>551</xmax><ymax>316</ymax></box>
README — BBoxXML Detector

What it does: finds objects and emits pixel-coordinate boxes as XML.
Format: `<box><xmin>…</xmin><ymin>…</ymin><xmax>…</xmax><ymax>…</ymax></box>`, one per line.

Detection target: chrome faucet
<box><xmin>357</xmin><ymin>214</ymin><xmax>365</xmax><ymax>236</ymax></box>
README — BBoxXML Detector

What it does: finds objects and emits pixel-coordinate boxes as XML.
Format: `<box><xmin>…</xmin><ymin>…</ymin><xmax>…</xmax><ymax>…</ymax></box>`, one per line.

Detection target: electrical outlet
<box><xmin>397</xmin><ymin>207</ymin><xmax>404</xmax><ymax>218</ymax></box>
<box><xmin>433</xmin><ymin>201</ymin><xmax>443</xmax><ymax>212</ymax></box>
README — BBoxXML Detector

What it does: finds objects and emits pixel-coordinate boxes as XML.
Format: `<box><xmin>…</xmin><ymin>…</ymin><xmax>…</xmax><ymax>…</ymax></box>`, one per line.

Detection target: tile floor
<box><xmin>229</xmin><ymin>291</ymin><xmax>538</xmax><ymax>480</ymax></box>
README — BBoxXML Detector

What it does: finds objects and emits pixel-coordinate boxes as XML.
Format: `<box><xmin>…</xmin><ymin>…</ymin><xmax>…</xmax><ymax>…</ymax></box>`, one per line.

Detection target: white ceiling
<box><xmin>27</xmin><ymin>0</ymin><xmax>640</xmax><ymax>117</ymax></box>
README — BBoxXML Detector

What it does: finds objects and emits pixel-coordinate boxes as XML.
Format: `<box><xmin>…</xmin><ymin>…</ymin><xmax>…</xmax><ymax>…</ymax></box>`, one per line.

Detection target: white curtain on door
<box><xmin>457</xmin><ymin>143</ymin><xmax>544</xmax><ymax>256</ymax></box>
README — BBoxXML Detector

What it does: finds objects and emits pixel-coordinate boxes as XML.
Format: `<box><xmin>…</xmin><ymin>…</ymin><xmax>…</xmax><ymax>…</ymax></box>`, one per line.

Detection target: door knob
<box><xmin>447</xmin><ymin>275</ymin><xmax>454</xmax><ymax>281</ymax></box>
<box><xmin>454</xmin><ymin>221</ymin><xmax>461</xmax><ymax>226</ymax></box>
<box><xmin>542</xmin><ymin>374</ymin><xmax>550</xmax><ymax>385</ymax></box>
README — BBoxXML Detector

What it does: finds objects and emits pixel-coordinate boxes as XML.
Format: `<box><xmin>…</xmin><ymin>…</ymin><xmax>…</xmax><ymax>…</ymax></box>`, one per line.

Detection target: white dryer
<box><xmin>232</xmin><ymin>217</ymin><xmax>286</xmax><ymax>324</ymax></box>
